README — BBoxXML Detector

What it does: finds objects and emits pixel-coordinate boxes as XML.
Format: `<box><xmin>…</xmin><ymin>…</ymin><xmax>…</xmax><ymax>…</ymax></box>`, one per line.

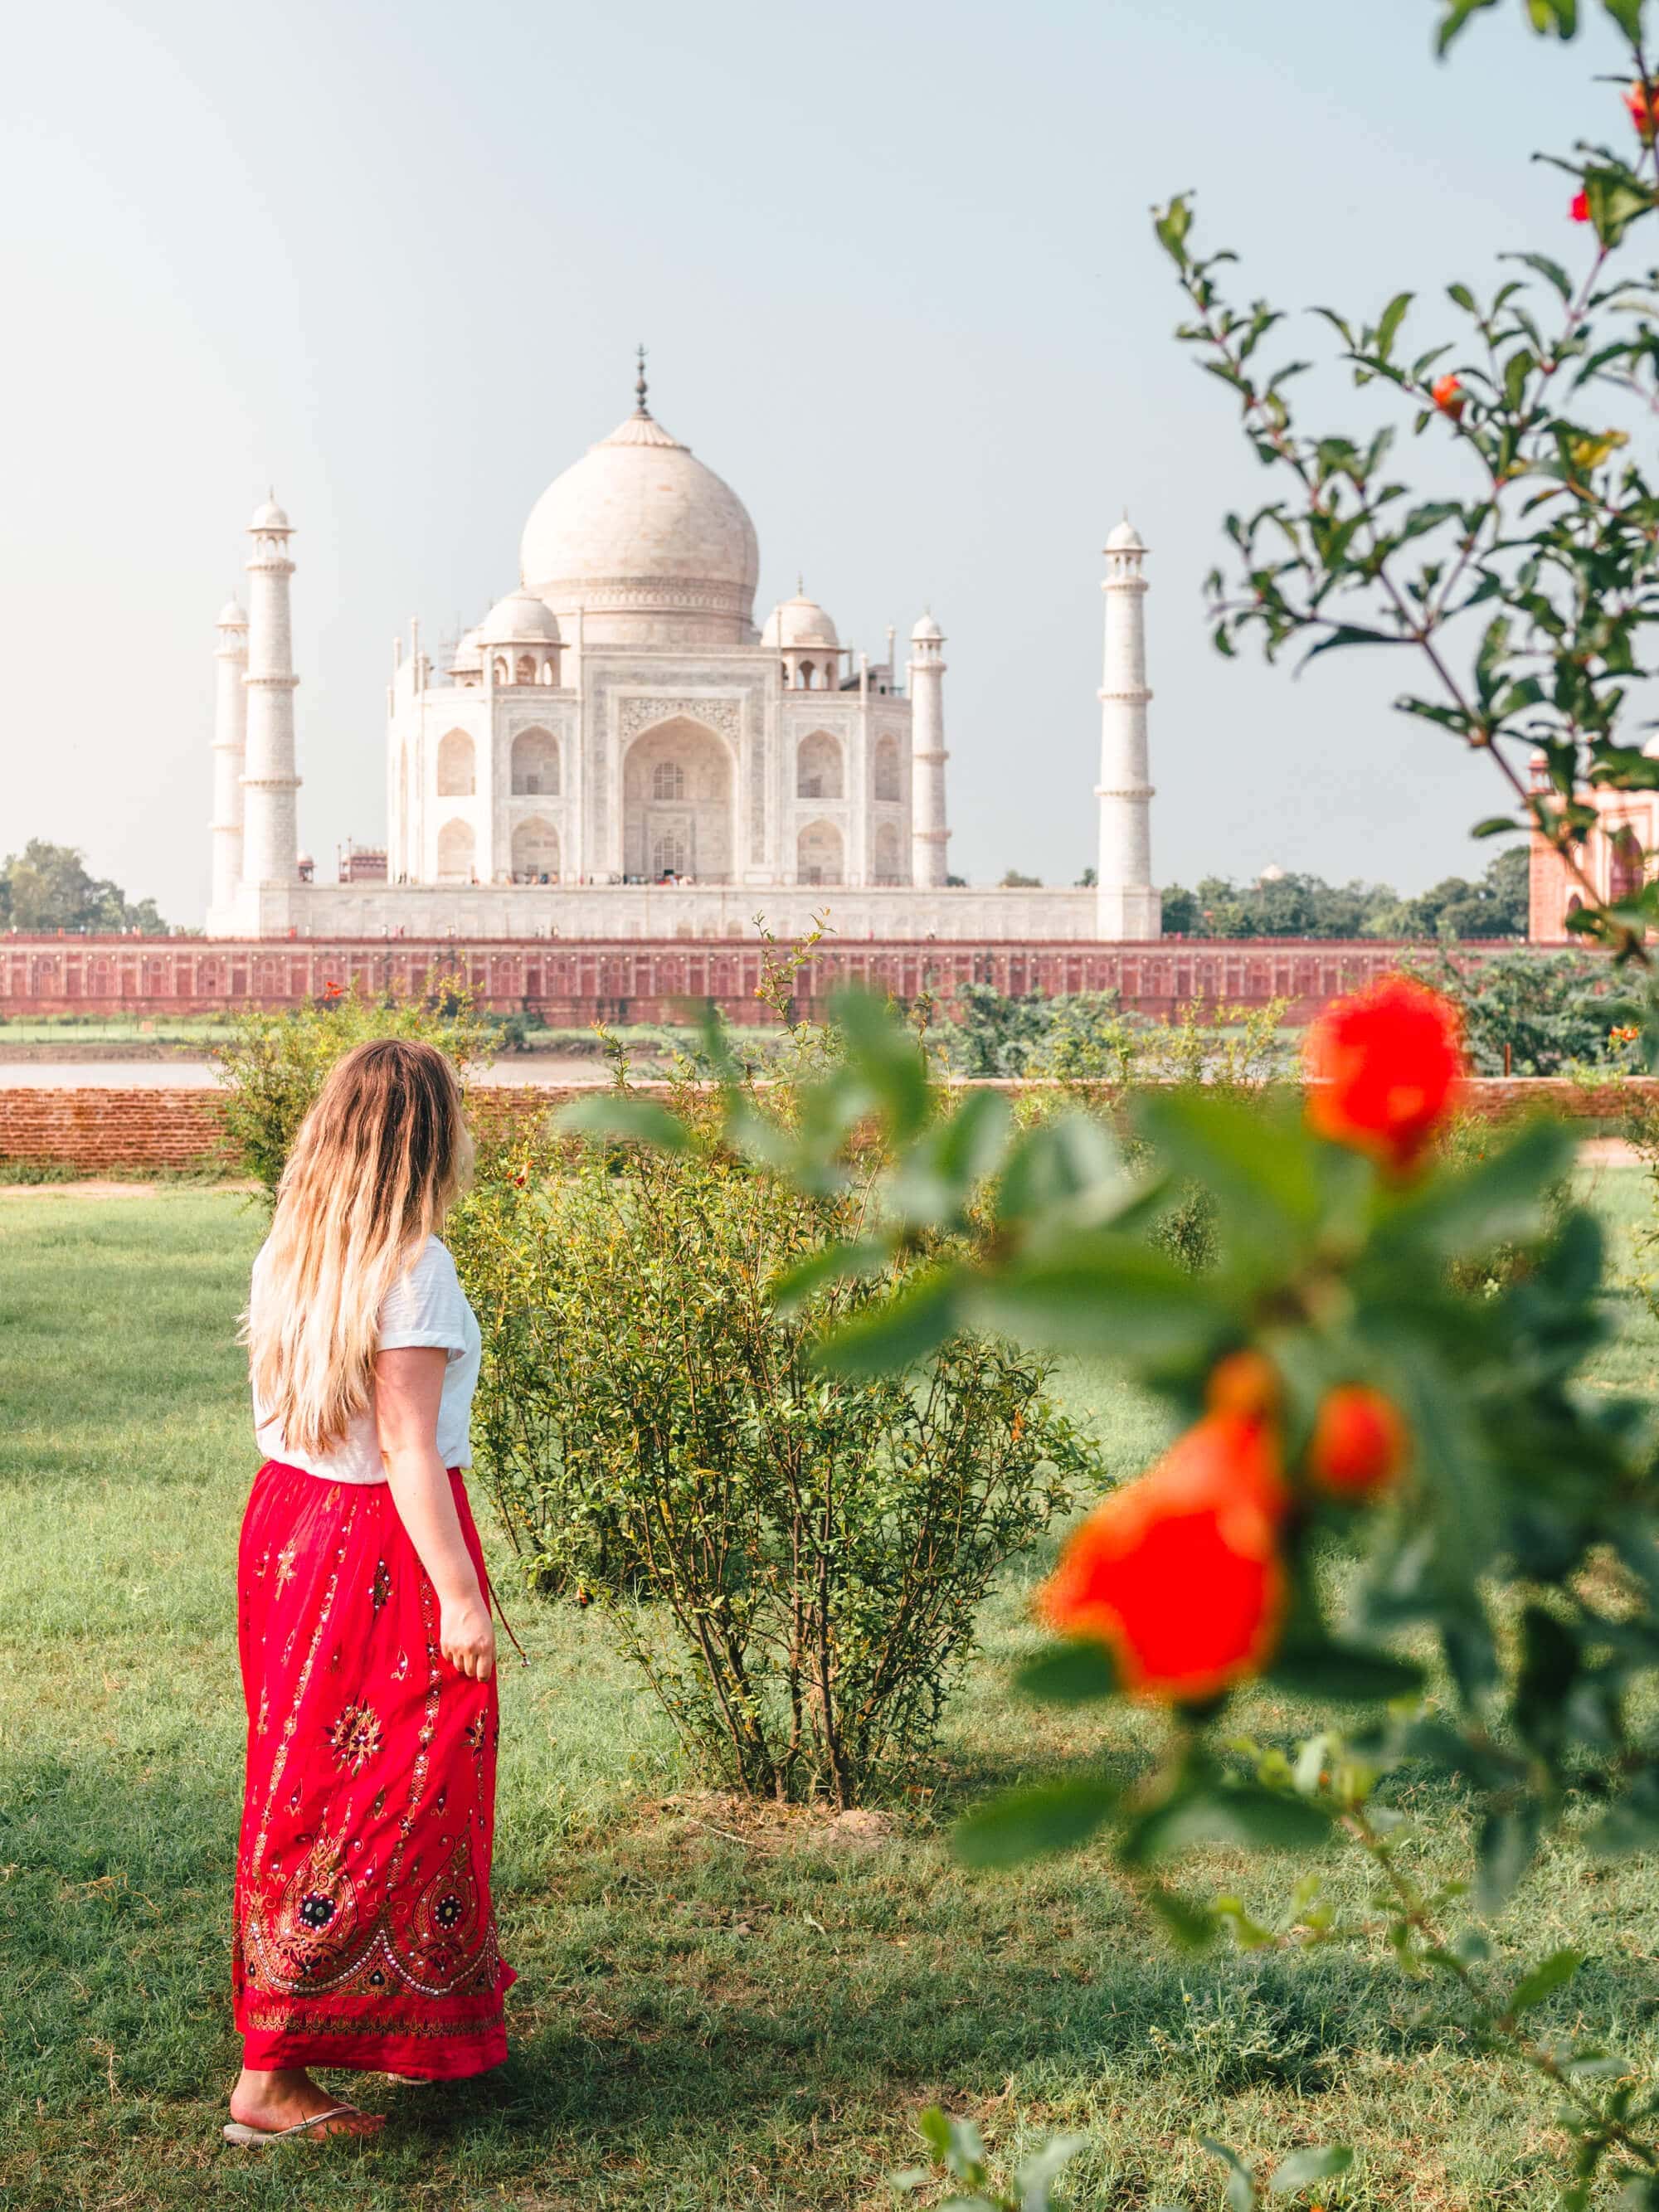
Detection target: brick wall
<box><xmin>2</xmin><ymin>1076</ymin><xmax>1652</xmax><ymax>1175</ymax></box>
<box><xmin>1</xmin><ymin>933</ymin><xmax>1503</xmax><ymax>1026</ymax></box>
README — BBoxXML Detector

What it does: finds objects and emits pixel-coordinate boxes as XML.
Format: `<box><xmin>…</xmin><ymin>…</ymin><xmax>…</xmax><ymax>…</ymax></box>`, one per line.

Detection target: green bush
<box><xmin>450</xmin><ymin>1078</ymin><xmax>1097</xmax><ymax>1809</ymax></box>
<box><xmin>212</xmin><ymin>979</ymin><xmax>492</xmax><ymax>1203</ymax></box>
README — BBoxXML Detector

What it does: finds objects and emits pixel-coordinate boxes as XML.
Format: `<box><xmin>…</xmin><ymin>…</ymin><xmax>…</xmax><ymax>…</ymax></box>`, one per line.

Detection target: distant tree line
<box><xmin>0</xmin><ymin>840</ymin><xmax>169</xmax><ymax>934</ymax></box>
<box><xmin>1158</xmin><ymin>846</ymin><xmax>1527</xmax><ymax>941</ymax></box>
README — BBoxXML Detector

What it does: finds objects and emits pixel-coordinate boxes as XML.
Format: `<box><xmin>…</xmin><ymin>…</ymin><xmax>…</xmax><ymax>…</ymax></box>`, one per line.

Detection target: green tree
<box><xmin>1</xmin><ymin>839</ymin><xmax>168</xmax><ymax>933</ymax></box>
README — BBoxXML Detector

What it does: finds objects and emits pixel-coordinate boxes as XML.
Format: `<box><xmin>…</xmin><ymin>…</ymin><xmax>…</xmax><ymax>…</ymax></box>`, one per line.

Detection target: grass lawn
<box><xmin>4</xmin><ymin>1177</ymin><xmax>1659</xmax><ymax>2210</ymax></box>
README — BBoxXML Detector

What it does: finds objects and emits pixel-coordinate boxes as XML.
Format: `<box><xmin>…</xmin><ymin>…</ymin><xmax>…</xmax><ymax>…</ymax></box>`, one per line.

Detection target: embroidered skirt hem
<box><xmin>231</xmin><ymin>1460</ymin><xmax>514</xmax><ymax>2080</ymax></box>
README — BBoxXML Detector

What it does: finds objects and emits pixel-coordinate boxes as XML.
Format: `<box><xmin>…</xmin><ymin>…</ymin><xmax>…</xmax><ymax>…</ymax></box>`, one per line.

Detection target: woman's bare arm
<box><xmin>376</xmin><ymin>1345</ymin><xmax>495</xmax><ymax>1680</ymax></box>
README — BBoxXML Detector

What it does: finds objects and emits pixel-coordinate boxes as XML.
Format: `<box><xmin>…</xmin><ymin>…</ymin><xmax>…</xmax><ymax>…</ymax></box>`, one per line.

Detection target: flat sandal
<box><xmin>222</xmin><ymin>2102</ymin><xmax>383</xmax><ymax>2146</ymax></box>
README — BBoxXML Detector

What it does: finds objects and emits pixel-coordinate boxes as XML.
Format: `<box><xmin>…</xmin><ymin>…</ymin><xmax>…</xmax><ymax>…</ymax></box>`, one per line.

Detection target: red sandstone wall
<box><xmin>2</xmin><ymin>1077</ymin><xmax>1650</xmax><ymax>1175</ymax></box>
<box><xmin>0</xmin><ymin>934</ymin><xmax>1489</xmax><ymax>1026</ymax></box>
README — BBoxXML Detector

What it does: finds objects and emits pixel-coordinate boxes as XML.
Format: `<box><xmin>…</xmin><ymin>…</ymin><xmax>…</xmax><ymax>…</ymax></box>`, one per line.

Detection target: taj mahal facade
<box><xmin>206</xmin><ymin>363</ymin><xmax>1160</xmax><ymax>944</ymax></box>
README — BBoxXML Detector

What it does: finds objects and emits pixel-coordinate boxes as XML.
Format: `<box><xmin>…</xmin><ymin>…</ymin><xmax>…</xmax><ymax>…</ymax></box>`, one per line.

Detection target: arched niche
<box><xmin>436</xmin><ymin>817</ymin><xmax>475</xmax><ymax>882</ymax></box>
<box><xmin>621</xmin><ymin>716</ymin><xmax>734</xmax><ymax>882</ymax></box>
<box><xmin>511</xmin><ymin>815</ymin><xmax>560</xmax><ymax>882</ymax></box>
<box><xmin>436</xmin><ymin>729</ymin><xmax>475</xmax><ymax>797</ymax></box>
<box><xmin>796</xmin><ymin>730</ymin><xmax>844</xmax><ymax>800</ymax></box>
<box><xmin>511</xmin><ymin>726</ymin><xmax>560</xmax><ymax>796</ymax></box>
<box><xmin>796</xmin><ymin>818</ymin><xmax>844</xmax><ymax>887</ymax></box>
<box><xmin>873</xmin><ymin>733</ymin><xmax>901</xmax><ymax>802</ymax></box>
<box><xmin>873</xmin><ymin>821</ymin><xmax>902</xmax><ymax>884</ymax></box>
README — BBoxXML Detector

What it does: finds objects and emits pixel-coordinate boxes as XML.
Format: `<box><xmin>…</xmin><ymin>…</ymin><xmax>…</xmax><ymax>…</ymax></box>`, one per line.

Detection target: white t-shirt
<box><xmin>252</xmin><ymin>1234</ymin><xmax>482</xmax><ymax>1485</ymax></box>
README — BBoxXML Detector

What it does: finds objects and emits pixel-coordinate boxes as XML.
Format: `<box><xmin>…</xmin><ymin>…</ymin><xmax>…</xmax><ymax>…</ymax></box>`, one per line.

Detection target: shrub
<box><xmin>450</xmin><ymin>1070</ymin><xmax>1097</xmax><ymax>1809</ymax></box>
<box><xmin>212</xmin><ymin>978</ymin><xmax>492</xmax><ymax>1203</ymax></box>
<box><xmin>1402</xmin><ymin>946</ymin><xmax>1644</xmax><ymax>1075</ymax></box>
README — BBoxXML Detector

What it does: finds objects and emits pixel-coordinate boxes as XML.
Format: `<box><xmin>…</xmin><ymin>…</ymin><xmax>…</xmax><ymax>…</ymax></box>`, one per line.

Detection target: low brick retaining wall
<box><xmin>2</xmin><ymin>1077</ymin><xmax>1654</xmax><ymax>1177</ymax></box>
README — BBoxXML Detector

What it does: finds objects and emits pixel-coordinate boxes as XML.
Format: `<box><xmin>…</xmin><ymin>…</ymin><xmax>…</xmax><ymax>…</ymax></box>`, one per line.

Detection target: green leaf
<box><xmin>1436</xmin><ymin>0</ymin><xmax>1501</xmax><ymax>52</ymax></box>
<box><xmin>1268</xmin><ymin>2146</ymin><xmax>1355</xmax><ymax>2194</ymax></box>
<box><xmin>1015</xmin><ymin>2133</ymin><xmax>1090</xmax><ymax>2212</ymax></box>
<box><xmin>1509</xmin><ymin>1947</ymin><xmax>1584</xmax><ymax>2014</ymax></box>
<box><xmin>1384</xmin><ymin>1116</ymin><xmax>1576</xmax><ymax>1262</ymax></box>
<box><xmin>1268</xmin><ymin>1641</ymin><xmax>1425</xmax><ymax>1704</ymax></box>
<box><xmin>1015</xmin><ymin>1639</ymin><xmax>1120</xmax><ymax>1705</ymax></box>
<box><xmin>830</xmin><ymin>989</ymin><xmax>932</xmax><ymax>1142</ymax></box>
<box><xmin>767</xmin><ymin>1237</ymin><xmax>890</xmax><ymax>1315</ymax></box>
<box><xmin>813</xmin><ymin>1267</ymin><xmax>961</xmax><ymax>1376</ymax></box>
<box><xmin>970</xmin><ymin>1233</ymin><xmax>1232</xmax><ymax>1363</ymax></box>
<box><xmin>1376</xmin><ymin>290</ymin><xmax>1413</xmax><ymax>358</ymax></box>
<box><xmin>1470</xmin><ymin>815</ymin><xmax>1520</xmax><ymax>838</ymax></box>
<box><xmin>1300</xmin><ymin>623</ymin><xmax>1409</xmax><ymax>667</ymax></box>
<box><xmin>1603</xmin><ymin>0</ymin><xmax>1645</xmax><ymax>41</ymax></box>
<box><xmin>1506</xmin><ymin>250</ymin><xmax>1572</xmax><ymax>301</ymax></box>
<box><xmin>1476</xmin><ymin>1803</ymin><xmax>1541</xmax><ymax>1917</ymax></box>
<box><xmin>1123</xmin><ymin>1782</ymin><xmax>1332</xmax><ymax>1866</ymax></box>
<box><xmin>1586</xmin><ymin>1770</ymin><xmax>1659</xmax><ymax>1855</ymax></box>
<box><xmin>953</xmin><ymin>1777</ymin><xmax>1120</xmax><ymax>1868</ymax></box>
<box><xmin>1200</xmin><ymin>2139</ymin><xmax>1259</xmax><ymax>2212</ymax></box>
<box><xmin>886</xmin><ymin>1088</ymin><xmax>1012</xmax><ymax>1228</ymax></box>
<box><xmin>1133</xmin><ymin>1089</ymin><xmax>1322</xmax><ymax>1255</ymax></box>
<box><xmin>554</xmin><ymin>1095</ymin><xmax>690</xmax><ymax>1150</ymax></box>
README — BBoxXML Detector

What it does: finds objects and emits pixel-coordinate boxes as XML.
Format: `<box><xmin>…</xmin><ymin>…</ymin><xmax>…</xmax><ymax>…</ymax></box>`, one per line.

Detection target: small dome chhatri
<box><xmin>761</xmin><ymin>587</ymin><xmax>839</xmax><ymax>650</ymax></box>
<box><xmin>251</xmin><ymin>494</ymin><xmax>291</xmax><ymax>532</ymax></box>
<box><xmin>912</xmin><ymin>611</ymin><xmax>944</xmax><ymax>642</ymax></box>
<box><xmin>216</xmin><ymin>598</ymin><xmax>249</xmax><ymax>629</ymax></box>
<box><xmin>477</xmin><ymin>590</ymin><xmax>562</xmax><ymax>645</ymax></box>
<box><xmin>1105</xmin><ymin>517</ymin><xmax>1145</xmax><ymax>552</ymax></box>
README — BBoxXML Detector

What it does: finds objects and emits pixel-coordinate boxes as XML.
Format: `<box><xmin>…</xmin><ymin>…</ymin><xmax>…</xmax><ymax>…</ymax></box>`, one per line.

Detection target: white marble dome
<box><xmin>761</xmin><ymin>590</ymin><xmax>838</xmax><ymax>649</ymax></box>
<box><xmin>1105</xmin><ymin>518</ymin><xmax>1145</xmax><ymax>552</ymax></box>
<box><xmin>251</xmin><ymin>497</ymin><xmax>290</xmax><ymax>531</ymax></box>
<box><xmin>518</xmin><ymin>405</ymin><xmax>760</xmax><ymax>645</ymax></box>
<box><xmin>448</xmin><ymin>625</ymin><xmax>484</xmax><ymax>676</ymax></box>
<box><xmin>478</xmin><ymin>589</ymin><xmax>562</xmax><ymax>644</ymax></box>
<box><xmin>912</xmin><ymin>611</ymin><xmax>944</xmax><ymax>642</ymax></box>
<box><xmin>216</xmin><ymin>599</ymin><xmax>248</xmax><ymax>629</ymax></box>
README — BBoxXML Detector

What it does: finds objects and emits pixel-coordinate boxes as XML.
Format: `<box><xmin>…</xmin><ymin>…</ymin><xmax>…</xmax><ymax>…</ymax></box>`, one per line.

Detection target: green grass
<box><xmin>4</xmin><ymin>1178</ymin><xmax>1659</xmax><ymax>2209</ymax></box>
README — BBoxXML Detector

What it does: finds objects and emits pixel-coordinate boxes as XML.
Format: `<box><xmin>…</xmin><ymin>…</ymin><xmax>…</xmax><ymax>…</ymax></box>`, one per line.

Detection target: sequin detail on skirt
<box><xmin>231</xmin><ymin>1461</ymin><xmax>514</xmax><ymax>2078</ymax></box>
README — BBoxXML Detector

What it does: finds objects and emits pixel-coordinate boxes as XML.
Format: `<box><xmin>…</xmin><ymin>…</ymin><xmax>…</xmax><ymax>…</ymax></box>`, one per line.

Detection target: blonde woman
<box><xmin>225</xmin><ymin>1038</ymin><xmax>514</xmax><ymax>2146</ymax></box>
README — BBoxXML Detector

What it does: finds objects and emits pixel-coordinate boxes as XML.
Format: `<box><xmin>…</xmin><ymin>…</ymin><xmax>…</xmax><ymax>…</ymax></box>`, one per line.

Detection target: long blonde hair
<box><xmin>245</xmin><ymin>1038</ymin><xmax>472</xmax><ymax>1456</ymax></box>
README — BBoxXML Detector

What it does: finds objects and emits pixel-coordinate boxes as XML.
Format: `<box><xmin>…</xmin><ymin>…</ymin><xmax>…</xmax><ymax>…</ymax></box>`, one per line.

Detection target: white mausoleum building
<box><xmin>207</xmin><ymin>364</ymin><xmax>1161</xmax><ymax>943</ymax></box>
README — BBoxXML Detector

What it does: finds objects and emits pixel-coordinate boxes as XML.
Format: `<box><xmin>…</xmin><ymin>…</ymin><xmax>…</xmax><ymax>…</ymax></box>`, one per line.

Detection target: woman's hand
<box><xmin>440</xmin><ymin>1593</ymin><xmax>496</xmax><ymax>1680</ymax></box>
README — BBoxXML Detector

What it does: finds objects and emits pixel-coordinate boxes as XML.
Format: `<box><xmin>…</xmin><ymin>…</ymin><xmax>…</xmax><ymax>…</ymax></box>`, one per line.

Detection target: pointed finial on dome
<box><xmin>796</xmin><ymin>572</ymin><xmax>805</xmax><ymax>596</ymax></box>
<box><xmin>635</xmin><ymin>343</ymin><xmax>649</xmax><ymax>417</ymax></box>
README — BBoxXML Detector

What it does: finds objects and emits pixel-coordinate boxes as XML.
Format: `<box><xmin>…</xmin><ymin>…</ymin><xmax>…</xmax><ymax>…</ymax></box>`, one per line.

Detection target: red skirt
<box><xmin>231</xmin><ymin>1460</ymin><xmax>515</xmax><ymax>2078</ymax></box>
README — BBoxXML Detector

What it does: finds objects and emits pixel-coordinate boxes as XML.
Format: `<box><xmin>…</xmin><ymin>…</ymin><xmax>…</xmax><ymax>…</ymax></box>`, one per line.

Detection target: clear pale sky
<box><xmin>0</xmin><ymin>0</ymin><xmax>1631</xmax><ymax>919</ymax></box>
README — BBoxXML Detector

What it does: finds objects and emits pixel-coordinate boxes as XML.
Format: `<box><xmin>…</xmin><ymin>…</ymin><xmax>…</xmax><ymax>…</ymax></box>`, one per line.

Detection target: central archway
<box><xmin>621</xmin><ymin>716</ymin><xmax>735</xmax><ymax>882</ymax></box>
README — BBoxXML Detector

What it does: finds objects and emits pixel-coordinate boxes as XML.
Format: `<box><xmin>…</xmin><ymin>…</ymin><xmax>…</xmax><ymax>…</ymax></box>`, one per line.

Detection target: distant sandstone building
<box><xmin>207</xmin><ymin>362</ymin><xmax>1160</xmax><ymax>943</ymax></box>
<box><xmin>1528</xmin><ymin>755</ymin><xmax>1658</xmax><ymax>941</ymax></box>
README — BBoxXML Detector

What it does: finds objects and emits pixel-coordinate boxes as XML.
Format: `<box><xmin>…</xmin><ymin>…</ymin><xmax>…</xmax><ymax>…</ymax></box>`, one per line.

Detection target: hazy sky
<box><xmin>0</xmin><ymin>0</ymin><xmax>1632</xmax><ymax>920</ymax></box>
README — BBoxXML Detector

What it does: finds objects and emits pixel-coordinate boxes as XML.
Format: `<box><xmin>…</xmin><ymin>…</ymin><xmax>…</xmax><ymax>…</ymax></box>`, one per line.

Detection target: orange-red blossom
<box><xmin>1304</xmin><ymin>975</ymin><xmax>1465</xmax><ymax>1175</ymax></box>
<box><xmin>1626</xmin><ymin>80</ymin><xmax>1659</xmax><ymax>141</ymax></box>
<box><xmin>1431</xmin><ymin>374</ymin><xmax>1465</xmax><ymax>421</ymax></box>
<box><xmin>1039</xmin><ymin>1412</ymin><xmax>1289</xmax><ymax>1703</ymax></box>
<box><xmin>1572</xmin><ymin>187</ymin><xmax>1592</xmax><ymax>223</ymax></box>
<box><xmin>1307</xmin><ymin>1384</ymin><xmax>1409</xmax><ymax>1501</ymax></box>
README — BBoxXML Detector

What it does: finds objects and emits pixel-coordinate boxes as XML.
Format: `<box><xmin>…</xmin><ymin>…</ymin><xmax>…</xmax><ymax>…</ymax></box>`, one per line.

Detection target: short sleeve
<box><xmin>377</xmin><ymin>1238</ymin><xmax>469</xmax><ymax>1355</ymax></box>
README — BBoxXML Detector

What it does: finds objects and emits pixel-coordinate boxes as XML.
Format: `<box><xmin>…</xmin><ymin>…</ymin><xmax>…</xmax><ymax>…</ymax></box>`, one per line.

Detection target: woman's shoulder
<box><xmin>392</xmin><ymin>1234</ymin><xmax>463</xmax><ymax>1301</ymax></box>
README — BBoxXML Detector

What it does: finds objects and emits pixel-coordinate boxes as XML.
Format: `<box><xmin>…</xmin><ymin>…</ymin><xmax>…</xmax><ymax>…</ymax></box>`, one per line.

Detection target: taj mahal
<box><xmin>205</xmin><ymin>359</ymin><xmax>1161</xmax><ymax>944</ymax></box>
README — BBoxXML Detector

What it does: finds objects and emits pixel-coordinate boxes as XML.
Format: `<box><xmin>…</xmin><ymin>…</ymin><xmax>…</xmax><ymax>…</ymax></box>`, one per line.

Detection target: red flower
<box><xmin>322</xmin><ymin>979</ymin><xmax>344</xmax><ymax>999</ymax></box>
<box><xmin>1307</xmin><ymin>1384</ymin><xmax>1409</xmax><ymax>1501</ymax></box>
<box><xmin>1039</xmin><ymin>1413</ymin><xmax>1289</xmax><ymax>1703</ymax></box>
<box><xmin>1206</xmin><ymin>1348</ymin><xmax>1281</xmax><ymax>1421</ymax></box>
<box><xmin>1304</xmin><ymin>975</ymin><xmax>1465</xmax><ymax>1174</ymax></box>
<box><xmin>1625</xmin><ymin>80</ymin><xmax>1659</xmax><ymax>141</ymax></box>
<box><xmin>1431</xmin><ymin>374</ymin><xmax>1465</xmax><ymax>421</ymax></box>
<box><xmin>1571</xmin><ymin>187</ymin><xmax>1591</xmax><ymax>224</ymax></box>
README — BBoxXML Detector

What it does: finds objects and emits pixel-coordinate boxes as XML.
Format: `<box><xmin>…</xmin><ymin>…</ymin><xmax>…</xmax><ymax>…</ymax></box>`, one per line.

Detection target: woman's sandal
<box><xmin>222</xmin><ymin>2103</ymin><xmax>385</xmax><ymax>2146</ymax></box>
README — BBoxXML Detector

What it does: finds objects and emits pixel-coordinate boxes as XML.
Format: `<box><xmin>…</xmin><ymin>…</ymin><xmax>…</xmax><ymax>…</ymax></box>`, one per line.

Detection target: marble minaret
<box><xmin>1095</xmin><ymin>519</ymin><xmax>1160</xmax><ymax>939</ymax></box>
<box><xmin>209</xmin><ymin>598</ymin><xmax>248</xmax><ymax>912</ymax></box>
<box><xmin>241</xmin><ymin>497</ymin><xmax>301</xmax><ymax>885</ymax></box>
<box><xmin>908</xmin><ymin>611</ymin><xmax>950</xmax><ymax>888</ymax></box>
